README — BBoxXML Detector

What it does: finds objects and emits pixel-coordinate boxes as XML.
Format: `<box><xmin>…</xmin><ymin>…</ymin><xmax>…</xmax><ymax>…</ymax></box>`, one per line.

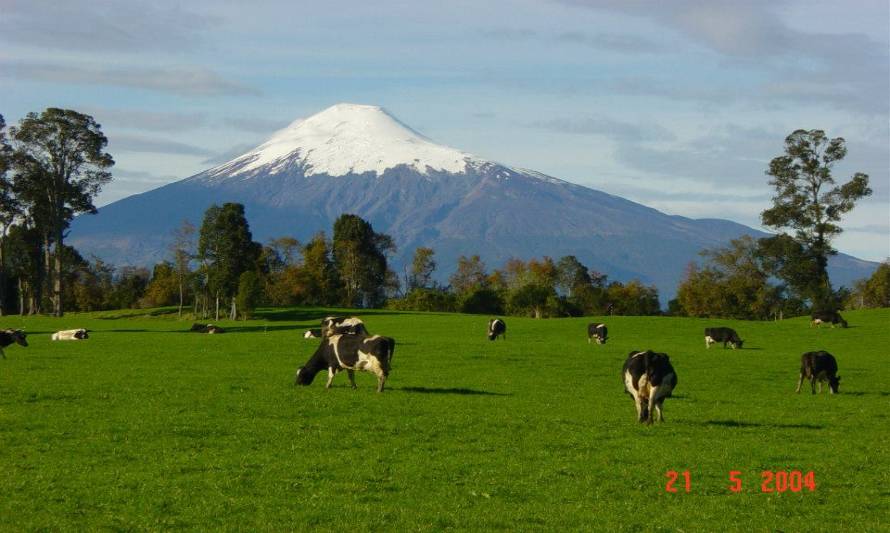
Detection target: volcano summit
<box><xmin>69</xmin><ymin>103</ymin><xmax>874</xmax><ymax>298</ymax></box>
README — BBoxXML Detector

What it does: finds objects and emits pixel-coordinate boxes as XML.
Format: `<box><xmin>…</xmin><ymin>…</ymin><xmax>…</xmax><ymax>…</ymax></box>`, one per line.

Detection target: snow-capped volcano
<box><xmin>207</xmin><ymin>103</ymin><xmax>479</xmax><ymax>179</ymax></box>
<box><xmin>69</xmin><ymin>103</ymin><xmax>876</xmax><ymax>300</ymax></box>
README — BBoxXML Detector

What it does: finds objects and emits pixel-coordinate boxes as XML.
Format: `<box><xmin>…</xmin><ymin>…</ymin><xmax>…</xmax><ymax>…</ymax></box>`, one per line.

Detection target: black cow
<box><xmin>295</xmin><ymin>334</ymin><xmax>395</xmax><ymax>392</ymax></box>
<box><xmin>587</xmin><ymin>323</ymin><xmax>608</xmax><ymax>344</ymax></box>
<box><xmin>622</xmin><ymin>350</ymin><xmax>677</xmax><ymax>424</ymax></box>
<box><xmin>811</xmin><ymin>311</ymin><xmax>848</xmax><ymax>328</ymax></box>
<box><xmin>190</xmin><ymin>323</ymin><xmax>225</xmax><ymax>334</ymax></box>
<box><xmin>487</xmin><ymin>318</ymin><xmax>506</xmax><ymax>341</ymax></box>
<box><xmin>0</xmin><ymin>329</ymin><xmax>28</xmax><ymax>359</ymax></box>
<box><xmin>321</xmin><ymin>316</ymin><xmax>369</xmax><ymax>337</ymax></box>
<box><xmin>704</xmin><ymin>327</ymin><xmax>743</xmax><ymax>349</ymax></box>
<box><xmin>796</xmin><ymin>351</ymin><xmax>840</xmax><ymax>394</ymax></box>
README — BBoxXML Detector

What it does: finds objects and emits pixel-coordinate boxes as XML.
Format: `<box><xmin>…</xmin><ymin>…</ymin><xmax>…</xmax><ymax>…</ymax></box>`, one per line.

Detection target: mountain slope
<box><xmin>69</xmin><ymin>104</ymin><xmax>877</xmax><ymax>300</ymax></box>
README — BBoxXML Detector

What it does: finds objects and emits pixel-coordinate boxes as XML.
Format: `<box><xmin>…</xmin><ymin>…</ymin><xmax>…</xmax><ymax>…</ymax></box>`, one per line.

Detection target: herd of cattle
<box><xmin>0</xmin><ymin>308</ymin><xmax>849</xmax><ymax>423</ymax></box>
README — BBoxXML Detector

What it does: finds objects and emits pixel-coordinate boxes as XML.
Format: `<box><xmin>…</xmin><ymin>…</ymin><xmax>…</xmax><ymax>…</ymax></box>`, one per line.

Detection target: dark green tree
<box><xmin>10</xmin><ymin>108</ymin><xmax>113</xmax><ymax>316</ymax></box>
<box><xmin>0</xmin><ymin>114</ymin><xmax>19</xmax><ymax>315</ymax></box>
<box><xmin>197</xmin><ymin>203</ymin><xmax>261</xmax><ymax>320</ymax></box>
<box><xmin>236</xmin><ymin>270</ymin><xmax>263</xmax><ymax>319</ymax></box>
<box><xmin>332</xmin><ymin>214</ymin><xmax>393</xmax><ymax>307</ymax></box>
<box><xmin>761</xmin><ymin>129</ymin><xmax>871</xmax><ymax>308</ymax></box>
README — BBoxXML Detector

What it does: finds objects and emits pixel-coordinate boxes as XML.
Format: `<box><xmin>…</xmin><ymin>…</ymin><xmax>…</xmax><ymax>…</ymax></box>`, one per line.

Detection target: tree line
<box><xmin>1</xmin><ymin>109</ymin><xmax>882</xmax><ymax>319</ymax></box>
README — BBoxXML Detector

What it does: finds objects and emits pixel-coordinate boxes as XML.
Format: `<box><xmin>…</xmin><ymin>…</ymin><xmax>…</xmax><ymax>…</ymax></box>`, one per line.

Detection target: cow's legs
<box><xmin>646</xmin><ymin>389</ymin><xmax>659</xmax><ymax>425</ymax></box>
<box><xmin>818</xmin><ymin>380</ymin><xmax>823</xmax><ymax>393</ymax></box>
<box><xmin>347</xmin><ymin>370</ymin><xmax>357</xmax><ymax>389</ymax></box>
<box><xmin>654</xmin><ymin>400</ymin><xmax>665</xmax><ymax>422</ymax></box>
<box><xmin>810</xmin><ymin>376</ymin><xmax>817</xmax><ymax>394</ymax></box>
<box><xmin>0</xmin><ymin>348</ymin><xmax>5</xmax><ymax>359</ymax></box>
<box><xmin>376</xmin><ymin>373</ymin><xmax>387</xmax><ymax>393</ymax></box>
<box><xmin>795</xmin><ymin>373</ymin><xmax>804</xmax><ymax>393</ymax></box>
<box><xmin>325</xmin><ymin>367</ymin><xmax>336</xmax><ymax>389</ymax></box>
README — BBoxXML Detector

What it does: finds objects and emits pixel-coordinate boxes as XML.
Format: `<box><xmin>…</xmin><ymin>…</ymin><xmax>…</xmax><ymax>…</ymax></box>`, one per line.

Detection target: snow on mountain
<box><xmin>69</xmin><ymin>103</ymin><xmax>878</xmax><ymax>301</ymax></box>
<box><xmin>205</xmin><ymin>103</ymin><xmax>479</xmax><ymax>179</ymax></box>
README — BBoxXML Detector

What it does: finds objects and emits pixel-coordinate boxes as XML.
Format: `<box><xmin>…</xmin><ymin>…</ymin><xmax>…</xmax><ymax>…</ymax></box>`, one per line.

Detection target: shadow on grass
<box><xmin>396</xmin><ymin>386</ymin><xmax>512</xmax><ymax>397</ymax></box>
<box><xmin>840</xmin><ymin>391</ymin><xmax>890</xmax><ymax>397</ymax></box>
<box><xmin>701</xmin><ymin>419</ymin><xmax>823</xmax><ymax>430</ymax></box>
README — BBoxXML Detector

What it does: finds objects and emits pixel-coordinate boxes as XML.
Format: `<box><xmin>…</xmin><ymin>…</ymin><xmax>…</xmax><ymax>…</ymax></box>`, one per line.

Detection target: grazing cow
<box><xmin>587</xmin><ymin>323</ymin><xmax>608</xmax><ymax>344</ymax></box>
<box><xmin>622</xmin><ymin>350</ymin><xmax>677</xmax><ymax>424</ymax></box>
<box><xmin>796</xmin><ymin>351</ymin><xmax>841</xmax><ymax>394</ymax></box>
<box><xmin>704</xmin><ymin>327</ymin><xmax>744</xmax><ymax>349</ymax></box>
<box><xmin>0</xmin><ymin>329</ymin><xmax>28</xmax><ymax>358</ymax></box>
<box><xmin>487</xmin><ymin>318</ymin><xmax>506</xmax><ymax>341</ymax></box>
<box><xmin>321</xmin><ymin>316</ymin><xmax>369</xmax><ymax>337</ymax></box>
<box><xmin>190</xmin><ymin>323</ymin><xmax>225</xmax><ymax>334</ymax></box>
<box><xmin>811</xmin><ymin>311</ymin><xmax>848</xmax><ymax>328</ymax></box>
<box><xmin>304</xmin><ymin>329</ymin><xmax>322</xmax><ymax>339</ymax></box>
<box><xmin>295</xmin><ymin>334</ymin><xmax>395</xmax><ymax>392</ymax></box>
<box><xmin>51</xmin><ymin>329</ymin><xmax>89</xmax><ymax>341</ymax></box>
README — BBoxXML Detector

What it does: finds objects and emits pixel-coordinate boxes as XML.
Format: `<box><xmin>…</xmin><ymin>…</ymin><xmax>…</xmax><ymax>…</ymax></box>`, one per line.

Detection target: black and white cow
<box><xmin>587</xmin><ymin>323</ymin><xmax>608</xmax><ymax>344</ymax></box>
<box><xmin>704</xmin><ymin>327</ymin><xmax>743</xmax><ymax>349</ymax></box>
<box><xmin>190</xmin><ymin>323</ymin><xmax>225</xmax><ymax>334</ymax></box>
<box><xmin>303</xmin><ymin>328</ymin><xmax>322</xmax><ymax>339</ymax></box>
<box><xmin>51</xmin><ymin>328</ymin><xmax>89</xmax><ymax>341</ymax></box>
<box><xmin>321</xmin><ymin>316</ymin><xmax>369</xmax><ymax>337</ymax></box>
<box><xmin>0</xmin><ymin>329</ymin><xmax>28</xmax><ymax>358</ymax></box>
<box><xmin>487</xmin><ymin>318</ymin><xmax>506</xmax><ymax>341</ymax></box>
<box><xmin>811</xmin><ymin>311</ymin><xmax>848</xmax><ymax>329</ymax></box>
<box><xmin>796</xmin><ymin>351</ymin><xmax>840</xmax><ymax>394</ymax></box>
<box><xmin>295</xmin><ymin>334</ymin><xmax>395</xmax><ymax>392</ymax></box>
<box><xmin>622</xmin><ymin>350</ymin><xmax>677</xmax><ymax>424</ymax></box>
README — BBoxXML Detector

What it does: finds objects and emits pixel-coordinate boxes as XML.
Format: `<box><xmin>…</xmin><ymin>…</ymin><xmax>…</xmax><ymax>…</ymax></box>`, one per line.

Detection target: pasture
<box><xmin>1</xmin><ymin>308</ymin><xmax>888</xmax><ymax>530</ymax></box>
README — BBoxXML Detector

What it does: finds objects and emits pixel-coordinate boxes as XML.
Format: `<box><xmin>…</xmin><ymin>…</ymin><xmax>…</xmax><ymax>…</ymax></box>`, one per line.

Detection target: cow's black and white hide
<box><xmin>810</xmin><ymin>311</ymin><xmax>848</xmax><ymax>329</ymax></box>
<box><xmin>487</xmin><ymin>318</ymin><xmax>506</xmax><ymax>341</ymax></box>
<box><xmin>51</xmin><ymin>328</ymin><xmax>89</xmax><ymax>341</ymax></box>
<box><xmin>190</xmin><ymin>323</ymin><xmax>225</xmax><ymax>334</ymax></box>
<box><xmin>304</xmin><ymin>329</ymin><xmax>322</xmax><ymax>339</ymax></box>
<box><xmin>622</xmin><ymin>350</ymin><xmax>677</xmax><ymax>424</ymax></box>
<box><xmin>0</xmin><ymin>329</ymin><xmax>27</xmax><ymax>358</ymax></box>
<box><xmin>704</xmin><ymin>327</ymin><xmax>743</xmax><ymax>349</ymax></box>
<box><xmin>321</xmin><ymin>316</ymin><xmax>369</xmax><ymax>337</ymax></box>
<box><xmin>295</xmin><ymin>334</ymin><xmax>395</xmax><ymax>392</ymax></box>
<box><xmin>796</xmin><ymin>351</ymin><xmax>841</xmax><ymax>394</ymax></box>
<box><xmin>587</xmin><ymin>323</ymin><xmax>608</xmax><ymax>344</ymax></box>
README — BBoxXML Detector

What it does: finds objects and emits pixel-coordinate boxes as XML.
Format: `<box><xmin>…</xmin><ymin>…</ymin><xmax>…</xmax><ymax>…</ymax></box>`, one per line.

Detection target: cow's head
<box><xmin>828</xmin><ymin>375</ymin><xmax>840</xmax><ymax>394</ymax></box>
<box><xmin>294</xmin><ymin>367</ymin><xmax>312</xmax><ymax>386</ymax></box>
<box><xmin>75</xmin><ymin>329</ymin><xmax>89</xmax><ymax>340</ymax></box>
<box><xmin>839</xmin><ymin>319</ymin><xmax>848</xmax><ymax>328</ymax></box>
<box><xmin>733</xmin><ymin>339</ymin><xmax>744</xmax><ymax>349</ymax></box>
<box><xmin>11</xmin><ymin>330</ymin><xmax>27</xmax><ymax>347</ymax></box>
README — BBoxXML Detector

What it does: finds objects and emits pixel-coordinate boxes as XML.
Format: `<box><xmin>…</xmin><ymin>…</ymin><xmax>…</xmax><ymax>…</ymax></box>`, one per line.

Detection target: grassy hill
<box><xmin>1</xmin><ymin>308</ymin><xmax>888</xmax><ymax>530</ymax></box>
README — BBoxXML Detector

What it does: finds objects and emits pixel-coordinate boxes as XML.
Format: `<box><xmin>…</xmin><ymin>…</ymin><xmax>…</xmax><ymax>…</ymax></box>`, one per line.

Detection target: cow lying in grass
<box><xmin>321</xmin><ymin>316</ymin><xmax>369</xmax><ymax>337</ymax></box>
<box><xmin>0</xmin><ymin>329</ymin><xmax>28</xmax><ymax>358</ymax></box>
<box><xmin>811</xmin><ymin>311</ymin><xmax>848</xmax><ymax>328</ymax></box>
<box><xmin>622</xmin><ymin>350</ymin><xmax>677</xmax><ymax>424</ymax></box>
<box><xmin>52</xmin><ymin>329</ymin><xmax>89</xmax><ymax>341</ymax></box>
<box><xmin>190</xmin><ymin>323</ymin><xmax>225</xmax><ymax>334</ymax></box>
<box><xmin>295</xmin><ymin>334</ymin><xmax>395</xmax><ymax>392</ymax></box>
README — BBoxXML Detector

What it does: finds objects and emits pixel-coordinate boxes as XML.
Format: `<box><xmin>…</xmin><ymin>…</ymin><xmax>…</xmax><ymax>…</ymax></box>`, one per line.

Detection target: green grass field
<box><xmin>1</xmin><ymin>307</ymin><xmax>888</xmax><ymax>531</ymax></box>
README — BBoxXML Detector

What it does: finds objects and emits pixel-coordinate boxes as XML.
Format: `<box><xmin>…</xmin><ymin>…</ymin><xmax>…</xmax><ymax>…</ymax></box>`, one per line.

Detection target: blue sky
<box><xmin>1</xmin><ymin>0</ymin><xmax>887</xmax><ymax>260</ymax></box>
